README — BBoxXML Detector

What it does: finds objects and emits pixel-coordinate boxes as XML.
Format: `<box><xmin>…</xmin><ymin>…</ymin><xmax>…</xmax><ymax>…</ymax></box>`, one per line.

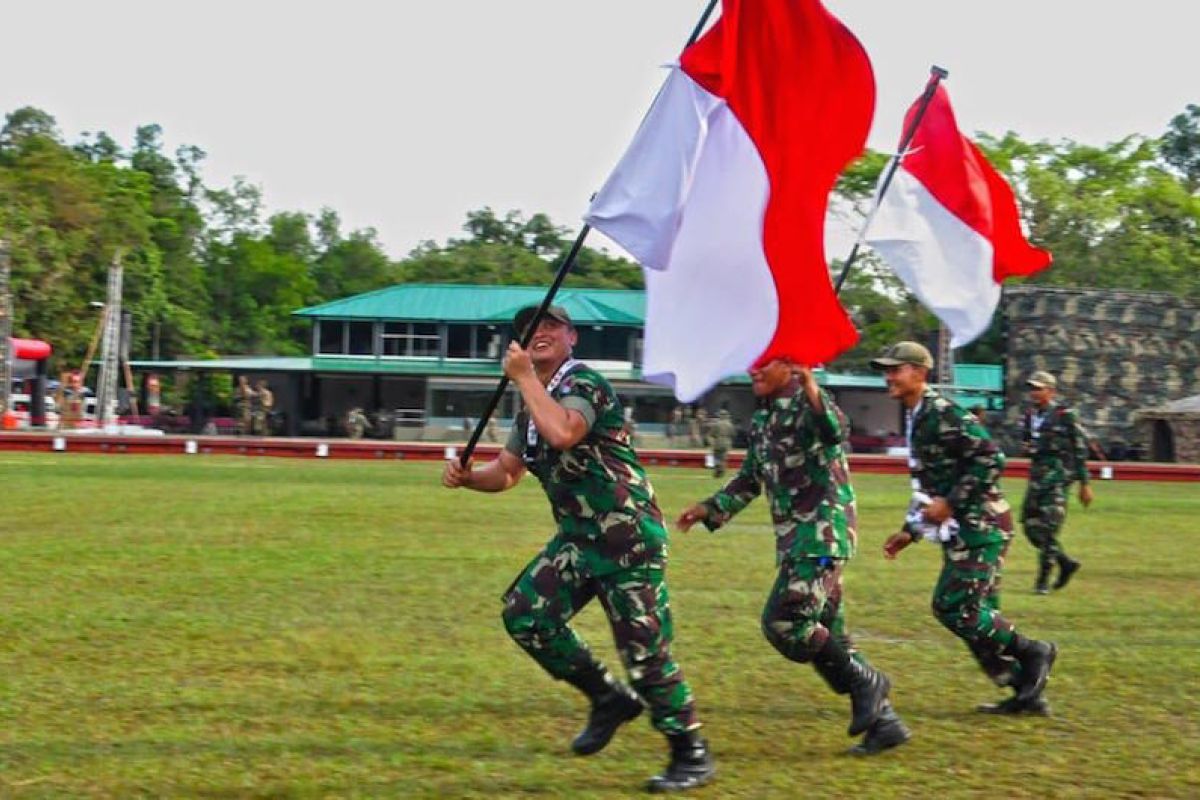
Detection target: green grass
<box><xmin>0</xmin><ymin>452</ymin><xmax>1197</xmax><ymax>798</ymax></box>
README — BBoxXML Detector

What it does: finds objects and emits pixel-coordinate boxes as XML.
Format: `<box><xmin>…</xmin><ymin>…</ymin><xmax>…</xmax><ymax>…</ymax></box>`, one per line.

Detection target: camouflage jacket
<box><xmin>1023</xmin><ymin>401</ymin><xmax>1090</xmax><ymax>487</ymax></box>
<box><xmin>699</xmin><ymin>383</ymin><xmax>855</xmax><ymax>563</ymax></box>
<box><xmin>505</xmin><ymin>363</ymin><xmax>666</xmax><ymax>573</ymax></box>
<box><xmin>906</xmin><ymin>387</ymin><xmax>1010</xmax><ymax>549</ymax></box>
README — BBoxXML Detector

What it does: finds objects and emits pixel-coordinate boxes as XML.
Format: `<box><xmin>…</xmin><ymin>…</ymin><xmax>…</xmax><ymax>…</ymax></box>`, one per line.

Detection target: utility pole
<box><xmin>96</xmin><ymin>252</ymin><xmax>124</xmax><ymax>427</ymax></box>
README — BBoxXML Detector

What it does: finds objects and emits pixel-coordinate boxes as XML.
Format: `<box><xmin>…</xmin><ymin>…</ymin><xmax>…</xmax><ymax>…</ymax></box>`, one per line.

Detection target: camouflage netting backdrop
<box><xmin>1002</xmin><ymin>286</ymin><xmax>1200</xmax><ymax>455</ymax></box>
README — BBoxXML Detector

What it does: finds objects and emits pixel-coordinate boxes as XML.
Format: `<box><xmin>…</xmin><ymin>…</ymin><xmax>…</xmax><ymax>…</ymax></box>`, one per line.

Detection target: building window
<box><xmin>318</xmin><ymin>320</ymin><xmax>345</xmax><ymax>355</ymax></box>
<box><xmin>576</xmin><ymin>326</ymin><xmax>633</xmax><ymax>361</ymax></box>
<box><xmin>347</xmin><ymin>321</ymin><xmax>374</xmax><ymax>355</ymax></box>
<box><xmin>447</xmin><ymin>325</ymin><xmax>473</xmax><ymax>358</ymax></box>
<box><xmin>411</xmin><ymin>323</ymin><xmax>440</xmax><ymax>357</ymax></box>
<box><xmin>382</xmin><ymin>322</ymin><xmax>441</xmax><ymax>357</ymax></box>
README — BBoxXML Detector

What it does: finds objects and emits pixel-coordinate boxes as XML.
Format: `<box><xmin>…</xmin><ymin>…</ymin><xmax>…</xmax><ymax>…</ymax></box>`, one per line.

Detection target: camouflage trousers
<box><xmin>931</xmin><ymin>540</ymin><xmax>1024</xmax><ymax>686</ymax></box>
<box><xmin>1021</xmin><ymin>481</ymin><xmax>1070</xmax><ymax>569</ymax></box>
<box><xmin>501</xmin><ymin>536</ymin><xmax>699</xmax><ymax>736</ymax></box>
<box><xmin>251</xmin><ymin>410</ymin><xmax>269</xmax><ymax>436</ymax></box>
<box><xmin>761</xmin><ymin>557</ymin><xmax>867</xmax><ymax>667</ymax></box>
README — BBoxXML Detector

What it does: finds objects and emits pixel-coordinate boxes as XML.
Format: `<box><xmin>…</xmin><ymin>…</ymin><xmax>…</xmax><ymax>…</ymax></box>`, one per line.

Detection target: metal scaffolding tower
<box><xmin>95</xmin><ymin>254</ymin><xmax>124</xmax><ymax>427</ymax></box>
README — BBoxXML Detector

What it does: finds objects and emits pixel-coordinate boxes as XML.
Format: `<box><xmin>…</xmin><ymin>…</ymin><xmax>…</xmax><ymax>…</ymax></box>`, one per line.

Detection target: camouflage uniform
<box><xmin>253</xmin><ymin>381</ymin><xmax>274</xmax><ymax>436</ymax></box>
<box><xmin>707</xmin><ymin>411</ymin><xmax>735</xmax><ymax>478</ymax></box>
<box><xmin>695</xmin><ymin>382</ymin><xmax>904</xmax><ymax>748</ymax></box>
<box><xmin>1021</xmin><ymin>401</ymin><xmax>1090</xmax><ymax>584</ymax></box>
<box><xmin>905</xmin><ymin>386</ymin><xmax>1029</xmax><ymax>686</ymax></box>
<box><xmin>346</xmin><ymin>408</ymin><xmax>370</xmax><ymax>439</ymax></box>
<box><xmin>235</xmin><ymin>378</ymin><xmax>255</xmax><ymax>436</ymax></box>
<box><xmin>699</xmin><ymin>383</ymin><xmax>856</xmax><ymax>661</ymax></box>
<box><xmin>502</xmin><ymin>364</ymin><xmax>699</xmax><ymax>736</ymax></box>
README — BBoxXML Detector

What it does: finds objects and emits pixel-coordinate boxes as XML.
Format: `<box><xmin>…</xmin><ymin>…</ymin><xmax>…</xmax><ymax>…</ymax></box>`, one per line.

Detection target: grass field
<box><xmin>0</xmin><ymin>452</ymin><xmax>1197</xmax><ymax>798</ymax></box>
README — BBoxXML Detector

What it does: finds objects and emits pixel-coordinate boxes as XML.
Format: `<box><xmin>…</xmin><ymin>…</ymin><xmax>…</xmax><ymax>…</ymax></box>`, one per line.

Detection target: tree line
<box><xmin>2</xmin><ymin>104</ymin><xmax>1197</xmax><ymax>374</ymax></box>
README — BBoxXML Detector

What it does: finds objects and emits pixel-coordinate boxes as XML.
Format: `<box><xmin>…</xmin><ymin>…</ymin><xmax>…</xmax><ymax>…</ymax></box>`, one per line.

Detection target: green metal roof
<box><xmin>129</xmin><ymin>357</ymin><xmax>313</xmax><ymax>372</ymax></box>
<box><xmin>293</xmin><ymin>283</ymin><xmax>646</xmax><ymax>325</ymax></box>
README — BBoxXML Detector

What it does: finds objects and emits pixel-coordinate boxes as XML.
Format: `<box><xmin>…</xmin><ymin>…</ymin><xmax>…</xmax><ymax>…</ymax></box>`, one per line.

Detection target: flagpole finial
<box><xmin>930</xmin><ymin>65</ymin><xmax>949</xmax><ymax>80</ymax></box>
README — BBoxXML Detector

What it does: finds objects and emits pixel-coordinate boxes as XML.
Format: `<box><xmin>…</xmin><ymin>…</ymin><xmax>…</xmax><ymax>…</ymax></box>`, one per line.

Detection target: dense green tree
<box><xmin>399</xmin><ymin>206</ymin><xmax>643</xmax><ymax>289</ymax></box>
<box><xmin>2</xmin><ymin>102</ymin><xmax>1197</xmax><ymax>379</ymax></box>
<box><xmin>1161</xmin><ymin>103</ymin><xmax>1200</xmax><ymax>193</ymax></box>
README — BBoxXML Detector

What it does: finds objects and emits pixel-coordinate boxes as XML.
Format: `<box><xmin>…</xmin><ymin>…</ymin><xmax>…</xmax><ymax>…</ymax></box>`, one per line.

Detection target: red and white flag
<box><xmin>866</xmin><ymin>84</ymin><xmax>1052</xmax><ymax>347</ymax></box>
<box><xmin>584</xmin><ymin>0</ymin><xmax>874</xmax><ymax>401</ymax></box>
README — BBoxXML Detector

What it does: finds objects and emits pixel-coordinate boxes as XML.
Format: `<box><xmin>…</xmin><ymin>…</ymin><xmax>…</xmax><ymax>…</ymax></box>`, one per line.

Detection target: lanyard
<box><xmin>525</xmin><ymin>358</ymin><xmax>581</xmax><ymax>459</ymax></box>
<box><xmin>905</xmin><ymin>399</ymin><xmax>923</xmax><ymax>490</ymax></box>
<box><xmin>1031</xmin><ymin>409</ymin><xmax>1047</xmax><ymax>439</ymax></box>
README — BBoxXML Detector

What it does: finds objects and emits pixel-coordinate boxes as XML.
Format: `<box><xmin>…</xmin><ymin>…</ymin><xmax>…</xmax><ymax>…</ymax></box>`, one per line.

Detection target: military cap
<box><xmin>513</xmin><ymin>304</ymin><xmax>573</xmax><ymax>336</ymax></box>
<box><xmin>869</xmin><ymin>341</ymin><xmax>934</xmax><ymax>370</ymax></box>
<box><xmin>1026</xmin><ymin>370</ymin><xmax>1058</xmax><ymax>389</ymax></box>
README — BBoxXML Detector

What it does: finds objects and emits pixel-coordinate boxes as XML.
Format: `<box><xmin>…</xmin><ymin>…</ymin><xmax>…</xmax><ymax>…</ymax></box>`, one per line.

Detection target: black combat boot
<box><xmin>564</xmin><ymin>667</ymin><xmax>644</xmax><ymax>756</ymax></box>
<box><xmin>1053</xmin><ymin>556</ymin><xmax>1081</xmax><ymax>591</ymax></box>
<box><xmin>976</xmin><ymin>692</ymin><xmax>1051</xmax><ymax>716</ymax></box>
<box><xmin>813</xmin><ymin>638</ymin><xmax>890</xmax><ymax>736</ymax></box>
<box><xmin>646</xmin><ymin>730</ymin><xmax>715</xmax><ymax>793</ymax></box>
<box><xmin>1006</xmin><ymin>635</ymin><xmax>1058</xmax><ymax>705</ymax></box>
<box><xmin>849</xmin><ymin>700</ymin><xmax>912</xmax><ymax>755</ymax></box>
<box><xmin>1034</xmin><ymin>559</ymin><xmax>1052</xmax><ymax>595</ymax></box>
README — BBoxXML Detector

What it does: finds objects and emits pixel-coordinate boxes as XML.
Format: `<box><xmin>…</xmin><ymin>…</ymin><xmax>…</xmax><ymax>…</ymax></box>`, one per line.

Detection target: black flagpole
<box><xmin>458</xmin><ymin>0</ymin><xmax>720</xmax><ymax>466</ymax></box>
<box><xmin>833</xmin><ymin>65</ymin><xmax>948</xmax><ymax>295</ymax></box>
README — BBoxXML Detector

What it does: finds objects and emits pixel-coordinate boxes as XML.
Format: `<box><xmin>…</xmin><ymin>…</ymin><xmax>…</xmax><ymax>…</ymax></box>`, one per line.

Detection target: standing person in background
<box><xmin>441</xmin><ymin>305</ymin><xmax>715</xmax><ymax>793</ymax></box>
<box><xmin>56</xmin><ymin>372</ymin><xmax>74</xmax><ymax>431</ymax></box>
<box><xmin>145</xmin><ymin>373</ymin><xmax>162</xmax><ymax>418</ymax></box>
<box><xmin>874</xmin><ymin>342</ymin><xmax>1059</xmax><ymax>716</ymax></box>
<box><xmin>1021</xmin><ymin>371</ymin><xmax>1093</xmax><ymax>594</ymax></box>
<box><xmin>708</xmin><ymin>409</ymin><xmax>735</xmax><ymax>479</ymax></box>
<box><xmin>253</xmin><ymin>379</ymin><xmax>274</xmax><ymax>436</ymax></box>
<box><xmin>235</xmin><ymin>376</ymin><xmax>255</xmax><ymax>436</ymax></box>
<box><xmin>668</xmin><ymin>406</ymin><xmax>683</xmax><ymax>446</ymax></box>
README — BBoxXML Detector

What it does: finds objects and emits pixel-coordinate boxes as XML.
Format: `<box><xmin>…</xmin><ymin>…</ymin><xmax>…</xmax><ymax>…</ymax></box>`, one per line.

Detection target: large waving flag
<box><xmin>866</xmin><ymin>85</ymin><xmax>1052</xmax><ymax>347</ymax></box>
<box><xmin>584</xmin><ymin>0</ymin><xmax>874</xmax><ymax>401</ymax></box>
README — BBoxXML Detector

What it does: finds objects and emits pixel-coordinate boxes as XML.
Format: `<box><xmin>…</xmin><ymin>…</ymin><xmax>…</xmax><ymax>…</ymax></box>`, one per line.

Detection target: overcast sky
<box><xmin>1</xmin><ymin>1</ymin><xmax>1194</xmax><ymax>259</ymax></box>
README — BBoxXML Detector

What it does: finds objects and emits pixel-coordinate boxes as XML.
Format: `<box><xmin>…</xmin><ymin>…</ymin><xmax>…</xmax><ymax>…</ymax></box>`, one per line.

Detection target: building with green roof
<box><xmin>130</xmin><ymin>283</ymin><xmax>1001</xmax><ymax>443</ymax></box>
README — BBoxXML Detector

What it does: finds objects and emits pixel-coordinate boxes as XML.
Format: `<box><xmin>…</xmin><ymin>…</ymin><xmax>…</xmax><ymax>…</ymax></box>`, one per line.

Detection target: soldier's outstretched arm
<box><xmin>883</xmin><ymin>530</ymin><xmax>915</xmax><ymax>560</ymax></box>
<box><xmin>675</xmin><ymin>503</ymin><xmax>710</xmax><ymax>532</ymax></box>
<box><xmin>441</xmin><ymin>449</ymin><xmax>525</xmax><ymax>493</ymax></box>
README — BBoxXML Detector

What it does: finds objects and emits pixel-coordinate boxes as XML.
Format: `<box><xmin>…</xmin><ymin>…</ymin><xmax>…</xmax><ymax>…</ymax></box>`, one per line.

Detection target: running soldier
<box><xmin>874</xmin><ymin>342</ymin><xmax>1059</xmax><ymax>716</ymax></box>
<box><xmin>442</xmin><ymin>305</ymin><xmax>715</xmax><ymax>793</ymax></box>
<box><xmin>676</xmin><ymin>360</ymin><xmax>909</xmax><ymax>754</ymax></box>
<box><xmin>1022</xmin><ymin>371</ymin><xmax>1094</xmax><ymax>594</ymax></box>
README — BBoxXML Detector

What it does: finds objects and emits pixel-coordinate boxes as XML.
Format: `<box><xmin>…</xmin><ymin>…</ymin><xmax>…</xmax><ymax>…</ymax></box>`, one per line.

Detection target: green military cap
<box><xmin>513</xmin><ymin>304</ymin><xmax>573</xmax><ymax>336</ymax></box>
<box><xmin>869</xmin><ymin>341</ymin><xmax>934</xmax><ymax>370</ymax></box>
<box><xmin>1026</xmin><ymin>370</ymin><xmax>1057</xmax><ymax>389</ymax></box>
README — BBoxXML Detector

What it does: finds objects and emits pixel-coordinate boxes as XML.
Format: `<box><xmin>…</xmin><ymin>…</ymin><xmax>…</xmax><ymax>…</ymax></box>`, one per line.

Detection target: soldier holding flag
<box><xmin>676</xmin><ymin>360</ymin><xmax>909</xmax><ymax>755</ymax></box>
<box><xmin>442</xmin><ymin>305</ymin><xmax>714</xmax><ymax>793</ymax></box>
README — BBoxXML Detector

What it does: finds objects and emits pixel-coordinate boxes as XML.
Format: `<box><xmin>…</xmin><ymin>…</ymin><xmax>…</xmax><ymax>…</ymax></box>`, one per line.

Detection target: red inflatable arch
<box><xmin>11</xmin><ymin>337</ymin><xmax>52</xmax><ymax>360</ymax></box>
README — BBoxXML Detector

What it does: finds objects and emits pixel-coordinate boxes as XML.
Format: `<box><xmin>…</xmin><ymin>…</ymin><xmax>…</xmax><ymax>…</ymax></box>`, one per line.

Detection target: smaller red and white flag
<box><xmin>865</xmin><ymin>85</ymin><xmax>1051</xmax><ymax>347</ymax></box>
